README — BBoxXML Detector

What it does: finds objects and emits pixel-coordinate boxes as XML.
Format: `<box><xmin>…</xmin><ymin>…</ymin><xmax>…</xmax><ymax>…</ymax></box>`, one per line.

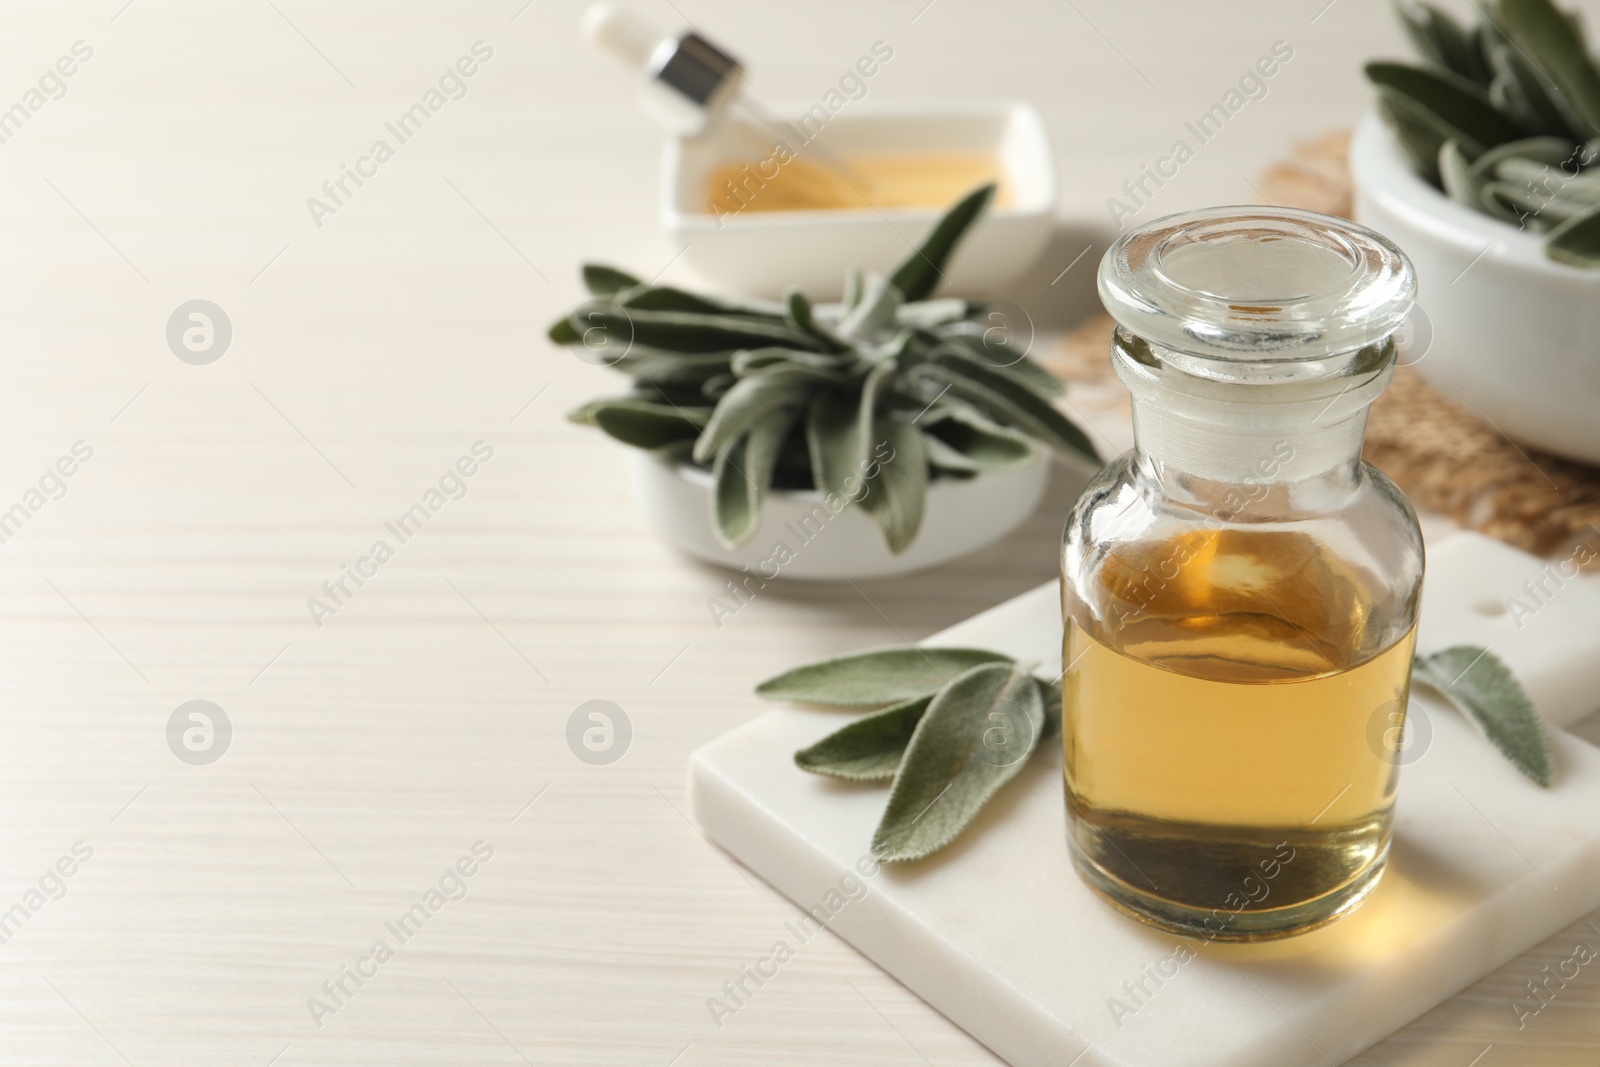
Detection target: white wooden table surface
<box><xmin>1</xmin><ymin>1</ymin><xmax>1597</xmax><ymax>1064</ymax></box>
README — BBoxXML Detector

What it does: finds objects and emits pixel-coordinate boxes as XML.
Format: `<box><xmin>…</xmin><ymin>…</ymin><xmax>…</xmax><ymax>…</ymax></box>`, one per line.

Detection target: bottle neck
<box><xmin>1115</xmin><ymin>329</ymin><xmax>1390</xmax><ymax>516</ymax></box>
<box><xmin>1129</xmin><ymin>399</ymin><xmax>1369</xmax><ymax>519</ymax></box>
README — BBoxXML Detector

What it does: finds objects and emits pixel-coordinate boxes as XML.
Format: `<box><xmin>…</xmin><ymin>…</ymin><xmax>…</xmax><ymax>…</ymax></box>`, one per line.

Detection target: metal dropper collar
<box><xmin>582</xmin><ymin>3</ymin><xmax>743</xmax><ymax>135</ymax></box>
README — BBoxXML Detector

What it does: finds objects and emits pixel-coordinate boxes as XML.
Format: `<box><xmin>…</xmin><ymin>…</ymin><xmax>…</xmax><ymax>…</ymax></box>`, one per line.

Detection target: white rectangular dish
<box><xmin>661</xmin><ymin>101</ymin><xmax>1057</xmax><ymax>297</ymax></box>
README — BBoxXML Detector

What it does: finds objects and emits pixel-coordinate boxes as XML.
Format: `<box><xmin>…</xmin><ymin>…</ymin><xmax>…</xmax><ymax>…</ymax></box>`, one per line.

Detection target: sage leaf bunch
<box><xmin>761</xmin><ymin>642</ymin><xmax>1549</xmax><ymax>863</ymax></box>
<box><xmin>758</xmin><ymin>646</ymin><xmax>1061</xmax><ymax>863</ymax></box>
<box><xmin>551</xmin><ymin>184</ymin><xmax>1099</xmax><ymax>553</ymax></box>
<box><xmin>1370</xmin><ymin>0</ymin><xmax>1600</xmax><ymax>266</ymax></box>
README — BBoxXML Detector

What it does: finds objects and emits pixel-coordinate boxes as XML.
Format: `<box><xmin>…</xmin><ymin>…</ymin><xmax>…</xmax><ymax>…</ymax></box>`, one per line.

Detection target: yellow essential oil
<box><xmin>705</xmin><ymin>153</ymin><xmax>1008</xmax><ymax>215</ymax></box>
<box><xmin>1063</xmin><ymin>530</ymin><xmax>1415</xmax><ymax>940</ymax></box>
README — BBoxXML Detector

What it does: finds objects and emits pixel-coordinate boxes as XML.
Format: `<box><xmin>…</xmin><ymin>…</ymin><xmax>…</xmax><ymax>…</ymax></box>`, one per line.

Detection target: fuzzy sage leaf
<box><xmin>888</xmin><ymin>183</ymin><xmax>996</xmax><ymax>302</ymax></box>
<box><xmin>794</xmin><ymin>694</ymin><xmax>933</xmax><ymax>781</ymax></box>
<box><xmin>1546</xmin><ymin>204</ymin><xmax>1600</xmax><ymax>267</ymax></box>
<box><xmin>755</xmin><ymin>646</ymin><xmax>1013</xmax><ymax>708</ymax></box>
<box><xmin>713</xmin><ymin>410</ymin><xmax>798</xmax><ymax>548</ymax></box>
<box><xmin>1412</xmin><ymin>646</ymin><xmax>1554</xmax><ymax>786</ymax></box>
<box><xmin>871</xmin><ymin>663</ymin><xmax>1045</xmax><ymax>862</ymax></box>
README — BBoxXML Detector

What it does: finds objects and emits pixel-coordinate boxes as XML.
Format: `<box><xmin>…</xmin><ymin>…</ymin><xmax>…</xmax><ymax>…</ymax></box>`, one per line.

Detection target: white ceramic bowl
<box><xmin>627</xmin><ymin>450</ymin><xmax>1051</xmax><ymax>581</ymax></box>
<box><xmin>661</xmin><ymin>101</ymin><xmax>1057</xmax><ymax>299</ymax></box>
<box><xmin>1351</xmin><ymin>112</ymin><xmax>1600</xmax><ymax>465</ymax></box>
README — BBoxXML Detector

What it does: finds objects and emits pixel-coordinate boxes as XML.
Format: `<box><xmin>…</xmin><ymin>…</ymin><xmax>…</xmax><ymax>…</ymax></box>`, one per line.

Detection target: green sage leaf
<box><xmin>549</xmin><ymin>316</ymin><xmax>581</xmax><ymax>344</ymax></box>
<box><xmin>713</xmin><ymin>410</ymin><xmax>798</xmax><ymax>548</ymax></box>
<box><xmin>1439</xmin><ymin>139</ymin><xmax>1498</xmax><ymax>214</ymax></box>
<box><xmin>872</xmin><ymin>663</ymin><xmax>1045</xmax><ymax>862</ymax></box>
<box><xmin>842</xmin><ymin>268</ymin><xmax>863</xmax><ymax>314</ymax></box>
<box><xmin>1471</xmin><ymin>136</ymin><xmax>1584</xmax><ymax>175</ymax></box>
<box><xmin>1396</xmin><ymin>0</ymin><xmax>1490</xmax><ymax>83</ymax></box>
<box><xmin>805</xmin><ymin>388</ymin><xmax>864</xmax><ymax>502</ymax></box>
<box><xmin>693</xmin><ymin>371</ymin><xmax>814</xmax><ymax>464</ymax></box>
<box><xmin>837</xmin><ymin>272</ymin><xmax>902</xmax><ymax>342</ymax></box>
<box><xmin>858</xmin><ymin>416</ymin><xmax>928</xmax><ymax>554</ymax></box>
<box><xmin>794</xmin><ymin>694</ymin><xmax>933</xmax><ymax>781</ymax></box>
<box><xmin>1546</xmin><ymin>203</ymin><xmax>1600</xmax><ymax>266</ymax></box>
<box><xmin>889</xmin><ymin>183</ymin><xmax>996</xmax><ymax>302</ymax></box>
<box><xmin>785</xmin><ymin>290</ymin><xmax>847</xmax><ymax>351</ymax></box>
<box><xmin>755</xmin><ymin>646</ymin><xmax>1014</xmax><ymax>707</ymax></box>
<box><xmin>895</xmin><ymin>299</ymin><xmax>970</xmax><ymax>330</ymax></box>
<box><xmin>609</xmin><ymin>348</ymin><xmax>735</xmax><ymax>385</ymax></box>
<box><xmin>582</xmin><ymin>263</ymin><xmax>642</xmax><ymax>295</ymax></box>
<box><xmin>617</xmin><ymin>284</ymin><xmax>786</xmax><ymax>319</ymax></box>
<box><xmin>1498</xmin><ymin>0</ymin><xmax>1600</xmax><ymax>139</ymax></box>
<box><xmin>571</xmin><ymin>397</ymin><xmax>711</xmax><ymax>450</ymax></box>
<box><xmin>1412</xmin><ymin>646</ymin><xmax>1554</xmax><ymax>786</ymax></box>
<box><xmin>914</xmin><ymin>354</ymin><xmax>1097</xmax><ymax>462</ymax></box>
<box><xmin>932</xmin><ymin>331</ymin><xmax>1067</xmax><ymax>399</ymax></box>
<box><xmin>1485</xmin><ymin>37</ymin><xmax>1578</xmax><ymax>137</ymax></box>
<box><xmin>924</xmin><ymin>404</ymin><xmax>1038</xmax><ymax>470</ymax></box>
<box><xmin>579</xmin><ymin>306</ymin><xmax>824</xmax><ymax>355</ymax></box>
<box><xmin>1366</xmin><ymin>61</ymin><xmax>1519</xmax><ymax>162</ymax></box>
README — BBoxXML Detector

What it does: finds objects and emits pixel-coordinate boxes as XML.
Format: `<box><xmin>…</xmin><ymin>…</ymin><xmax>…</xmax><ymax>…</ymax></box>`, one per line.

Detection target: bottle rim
<box><xmin>1098</xmin><ymin>205</ymin><xmax>1417</xmax><ymax>372</ymax></box>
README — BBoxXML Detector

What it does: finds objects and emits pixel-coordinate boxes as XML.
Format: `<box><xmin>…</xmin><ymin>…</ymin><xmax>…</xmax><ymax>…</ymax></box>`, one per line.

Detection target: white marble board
<box><xmin>688</xmin><ymin>533</ymin><xmax>1600</xmax><ymax>1067</ymax></box>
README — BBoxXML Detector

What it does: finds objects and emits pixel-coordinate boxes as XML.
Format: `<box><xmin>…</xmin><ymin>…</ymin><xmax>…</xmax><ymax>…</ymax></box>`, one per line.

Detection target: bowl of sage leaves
<box><xmin>549</xmin><ymin>184</ymin><xmax>1100</xmax><ymax>581</ymax></box>
<box><xmin>1350</xmin><ymin>0</ymin><xmax>1600</xmax><ymax>465</ymax></box>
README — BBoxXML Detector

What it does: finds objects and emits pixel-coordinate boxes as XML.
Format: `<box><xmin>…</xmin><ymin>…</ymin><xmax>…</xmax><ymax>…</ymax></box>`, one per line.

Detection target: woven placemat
<box><xmin>1044</xmin><ymin>131</ymin><xmax>1600</xmax><ymax>561</ymax></box>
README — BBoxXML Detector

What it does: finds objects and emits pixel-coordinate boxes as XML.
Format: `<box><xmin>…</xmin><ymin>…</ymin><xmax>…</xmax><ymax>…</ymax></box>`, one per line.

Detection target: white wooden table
<box><xmin>1</xmin><ymin>1</ymin><xmax>1596</xmax><ymax>1064</ymax></box>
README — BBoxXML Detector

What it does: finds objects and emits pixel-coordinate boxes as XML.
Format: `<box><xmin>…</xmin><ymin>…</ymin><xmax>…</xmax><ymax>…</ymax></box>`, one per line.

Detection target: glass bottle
<box><xmin>1060</xmin><ymin>206</ymin><xmax>1423</xmax><ymax>941</ymax></box>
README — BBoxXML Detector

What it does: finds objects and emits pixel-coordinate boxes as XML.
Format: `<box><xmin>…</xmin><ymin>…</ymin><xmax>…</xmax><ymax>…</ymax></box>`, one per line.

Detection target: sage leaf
<box><xmin>571</xmin><ymin>397</ymin><xmax>710</xmax><ymax>450</ymax></box>
<box><xmin>895</xmin><ymin>299</ymin><xmax>970</xmax><ymax>330</ymax></box>
<box><xmin>842</xmin><ymin>268</ymin><xmax>863</xmax><ymax>314</ymax></box>
<box><xmin>755</xmin><ymin>646</ymin><xmax>1014</xmax><ymax>707</ymax></box>
<box><xmin>1470</xmin><ymin>136</ymin><xmax>1583</xmax><ymax>174</ymax></box>
<box><xmin>1366</xmin><ymin>61</ymin><xmax>1519</xmax><ymax>162</ymax></box>
<box><xmin>837</xmin><ymin>271</ymin><xmax>902</xmax><ymax>342</ymax></box>
<box><xmin>786</xmin><ymin>291</ymin><xmax>846</xmax><ymax>351</ymax></box>
<box><xmin>617</xmin><ymin>284</ymin><xmax>785</xmax><ymax>319</ymax></box>
<box><xmin>1395</xmin><ymin>0</ymin><xmax>1489</xmax><ymax>83</ymax></box>
<box><xmin>1485</xmin><ymin>180</ymin><xmax>1592</xmax><ymax>221</ymax></box>
<box><xmin>713</xmin><ymin>410</ymin><xmax>798</xmax><ymax>548</ymax></box>
<box><xmin>582</xmin><ymin>263</ymin><xmax>641</xmax><ymax>295</ymax></box>
<box><xmin>1439</xmin><ymin>139</ymin><xmax>1499</xmax><ymax>214</ymax></box>
<box><xmin>610</xmin><ymin>348</ymin><xmax>735</xmax><ymax>385</ymax></box>
<box><xmin>914</xmin><ymin>354</ymin><xmax>1097</xmax><ymax>462</ymax></box>
<box><xmin>923</xmin><ymin>433</ymin><xmax>981</xmax><ymax>474</ymax></box>
<box><xmin>794</xmin><ymin>694</ymin><xmax>933</xmax><ymax>781</ymax></box>
<box><xmin>806</xmin><ymin>389</ymin><xmax>866</xmax><ymax>502</ymax></box>
<box><xmin>1499</xmin><ymin>0</ymin><xmax>1600</xmax><ymax>139</ymax></box>
<box><xmin>548</xmin><ymin>316</ymin><xmax>581</xmax><ymax>344</ymax></box>
<box><xmin>934</xmin><ymin>331</ymin><xmax>1067</xmax><ymax>399</ymax></box>
<box><xmin>1546</xmin><ymin>203</ymin><xmax>1600</xmax><ymax>266</ymax></box>
<box><xmin>1486</xmin><ymin>38</ymin><xmax>1577</xmax><ymax>137</ymax></box>
<box><xmin>1366</xmin><ymin>61</ymin><xmax>1518</xmax><ymax>145</ymax></box>
<box><xmin>924</xmin><ymin>404</ymin><xmax>1039</xmax><ymax>471</ymax></box>
<box><xmin>700</xmin><ymin>373</ymin><xmax>736</xmax><ymax>401</ymax></box>
<box><xmin>1412</xmin><ymin>646</ymin><xmax>1554</xmax><ymax>786</ymax></box>
<box><xmin>889</xmin><ymin>183</ymin><xmax>996</xmax><ymax>302</ymax></box>
<box><xmin>580</xmin><ymin>306</ymin><xmax>825</xmax><ymax>354</ymax></box>
<box><xmin>693</xmin><ymin>371</ymin><xmax>813</xmax><ymax>464</ymax></box>
<box><xmin>872</xmin><ymin>663</ymin><xmax>1045</xmax><ymax>862</ymax></box>
<box><xmin>858</xmin><ymin>416</ymin><xmax>928</xmax><ymax>554</ymax></box>
<box><xmin>732</xmin><ymin>347</ymin><xmax>855</xmax><ymax>376</ymax></box>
